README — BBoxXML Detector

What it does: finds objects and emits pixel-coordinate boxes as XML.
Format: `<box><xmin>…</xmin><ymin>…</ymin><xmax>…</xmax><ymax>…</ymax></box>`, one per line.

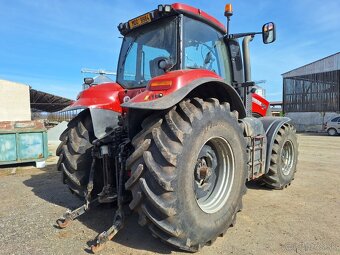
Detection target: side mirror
<box><xmin>84</xmin><ymin>77</ymin><xmax>94</xmax><ymax>85</ymax></box>
<box><xmin>262</xmin><ymin>22</ymin><xmax>276</xmax><ymax>44</ymax></box>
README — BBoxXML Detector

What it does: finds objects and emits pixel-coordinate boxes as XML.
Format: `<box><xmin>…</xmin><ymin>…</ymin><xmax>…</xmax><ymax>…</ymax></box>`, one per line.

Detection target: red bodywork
<box><xmin>171</xmin><ymin>3</ymin><xmax>226</xmax><ymax>33</ymax></box>
<box><xmin>65</xmin><ymin>3</ymin><xmax>269</xmax><ymax>117</ymax></box>
<box><xmin>68</xmin><ymin>83</ymin><xmax>123</xmax><ymax>113</ymax></box>
<box><xmin>66</xmin><ymin>82</ymin><xmax>144</xmax><ymax>114</ymax></box>
<box><xmin>128</xmin><ymin>69</ymin><xmax>221</xmax><ymax>103</ymax></box>
<box><xmin>68</xmin><ymin>69</ymin><xmax>269</xmax><ymax>117</ymax></box>
<box><xmin>252</xmin><ymin>93</ymin><xmax>270</xmax><ymax>116</ymax></box>
<box><xmin>66</xmin><ymin>70</ymin><xmax>220</xmax><ymax>111</ymax></box>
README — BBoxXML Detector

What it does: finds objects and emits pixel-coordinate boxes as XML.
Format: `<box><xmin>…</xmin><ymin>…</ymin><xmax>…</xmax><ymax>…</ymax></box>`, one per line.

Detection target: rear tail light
<box><xmin>149</xmin><ymin>80</ymin><xmax>172</xmax><ymax>91</ymax></box>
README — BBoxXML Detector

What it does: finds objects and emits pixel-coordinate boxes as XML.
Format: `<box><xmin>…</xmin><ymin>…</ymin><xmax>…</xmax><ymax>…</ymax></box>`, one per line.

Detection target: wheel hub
<box><xmin>195</xmin><ymin>158</ymin><xmax>212</xmax><ymax>185</ymax></box>
<box><xmin>281</xmin><ymin>140</ymin><xmax>294</xmax><ymax>176</ymax></box>
<box><xmin>194</xmin><ymin>137</ymin><xmax>235</xmax><ymax>214</ymax></box>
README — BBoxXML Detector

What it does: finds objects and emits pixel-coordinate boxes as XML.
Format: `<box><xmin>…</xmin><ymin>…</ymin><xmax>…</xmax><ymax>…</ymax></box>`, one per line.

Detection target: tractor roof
<box><xmin>171</xmin><ymin>3</ymin><xmax>226</xmax><ymax>34</ymax></box>
<box><xmin>118</xmin><ymin>3</ymin><xmax>226</xmax><ymax>35</ymax></box>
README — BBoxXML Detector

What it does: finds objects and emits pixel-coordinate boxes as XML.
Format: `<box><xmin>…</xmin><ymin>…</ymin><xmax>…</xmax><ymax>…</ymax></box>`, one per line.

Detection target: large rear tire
<box><xmin>125</xmin><ymin>98</ymin><xmax>247</xmax><ymax>252</ymax></box>
<box><xmin>56</xmin><ymin>111</ymin><xmax>102</xmax><ymax>198</ymax></box>
<box><xmin>262</xmin><ymin>123</ymin><xmax>298</xmax><ymax>189</ymax></box>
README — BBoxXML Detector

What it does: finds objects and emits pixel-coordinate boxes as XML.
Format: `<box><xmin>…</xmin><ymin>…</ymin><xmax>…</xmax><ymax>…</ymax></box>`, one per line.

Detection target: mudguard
<box><xmin>122</xmin><ymin>70</ymin><xmax>246</xmax><ymax>119</ymax></box>
<box><xmin>241</xmin><ymin>117</ymin><xmax>267</xmax><ymax>179</ymax></box>
<box><xmin>259</xmin><ymin>116</ymin><xmax>291</xmax><ymax>174</ymax></box>
<box><xmin>63</xmin><ymin>82</ymin><xmax>124</xmax><ymax>112</ymax></box>
<box><xmin>62</xmin><ymin>82</ymin><xmax>126</xmax><ymax>139</ymax></box>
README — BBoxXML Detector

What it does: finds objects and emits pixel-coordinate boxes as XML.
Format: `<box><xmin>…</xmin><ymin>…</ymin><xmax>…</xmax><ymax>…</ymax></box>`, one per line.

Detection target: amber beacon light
<box><xmin>224</xmin><ymin>3</ymin><xmax>233</xmax><ymax>17</ymax></box>
<box><xmin>224</xmin><ymin>3</ymin><xmax>233</xmax><ymax>37</ymax></box>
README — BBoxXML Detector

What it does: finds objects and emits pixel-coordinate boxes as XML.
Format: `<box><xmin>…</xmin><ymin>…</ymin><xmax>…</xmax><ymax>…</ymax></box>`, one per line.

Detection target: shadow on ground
<box><xmin>297</xmin><ymin>132</ymin><xmax>336</xmax><ymax>137</ymax></box>
<box><xmin>0</xmin><ymin>162</ymin><xmax>36</xmax><ymax>169</ymax></box>
<box><xmin>246</xmin><ymin>180</ymin><xmax>273</xmax><ymax>190</ymax></box>
<box><xmin>23</xmin><ymin>163</ymin><xmax>174</xmax><ymax>254</ymax></box>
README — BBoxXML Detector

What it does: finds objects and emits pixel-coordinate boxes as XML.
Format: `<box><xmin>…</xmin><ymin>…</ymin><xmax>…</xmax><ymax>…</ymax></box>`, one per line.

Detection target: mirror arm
<box><xmin>227</xmin><ymin>32</ymin><xmax>261</xmax><ymax>39</ymax></box>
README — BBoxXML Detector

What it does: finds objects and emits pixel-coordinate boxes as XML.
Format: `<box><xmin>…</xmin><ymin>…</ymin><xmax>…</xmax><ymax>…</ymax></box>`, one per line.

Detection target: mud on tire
<box><xmin>56</xmin><ymin>110</ymin><xmax>101</xmax><ymax>198</ymax></box>
<box><xmin>125</xmin><ymin>98</ymin><xmax>247</xmax><ymax>252</ymax></box>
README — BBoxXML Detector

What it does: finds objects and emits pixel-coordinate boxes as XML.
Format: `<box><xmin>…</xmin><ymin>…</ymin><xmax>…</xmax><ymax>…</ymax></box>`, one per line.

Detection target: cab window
<box><xmin>182</xmin><ymin>16</ymin><xmax>232</xmax><ymax>84</ymax></box>
<box><xmin>117</xmin><ymin>16</ymin><xmax>178</xmax><ymax>88</ymax></box>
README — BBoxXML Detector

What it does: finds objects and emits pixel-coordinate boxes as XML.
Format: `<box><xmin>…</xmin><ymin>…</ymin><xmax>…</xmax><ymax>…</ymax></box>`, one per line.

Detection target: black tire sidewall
<box><xmin>274</xmin><ymin>130</ymin><xmax>298</xmax><ymax>185</ymax></box>
<box><xmin>176</xmin><ymin>109</ymin><xmax>246</xmax><ymax>244</ymax></box>
<box><xmin>58</xmin><ymin>111</ymin><xmax>103</xmax><ymax>197</ymax></box>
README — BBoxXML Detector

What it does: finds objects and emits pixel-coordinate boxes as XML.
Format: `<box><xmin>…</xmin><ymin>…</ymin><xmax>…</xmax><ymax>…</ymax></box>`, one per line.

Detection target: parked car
<box><xmin>325</xmin><ymin>116</ymin><xmax>340</xmax><ymax>136</ymax></box>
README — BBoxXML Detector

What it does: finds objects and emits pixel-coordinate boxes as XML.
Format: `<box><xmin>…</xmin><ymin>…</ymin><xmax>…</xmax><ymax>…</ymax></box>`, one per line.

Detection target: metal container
<box><xmin>0</xmin><ymin>120</ymin><xmax>48</xmax><ymax>166</ymax></box>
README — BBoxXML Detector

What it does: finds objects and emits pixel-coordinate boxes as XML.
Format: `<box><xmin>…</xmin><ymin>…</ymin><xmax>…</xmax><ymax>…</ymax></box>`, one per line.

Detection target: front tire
<box><xmin>56</xmin><ymin>111</ymin><xmax>102</xmax><ymax>198</ymax></box>
<box><xmin>125</xmin><ymin>98</ymin><xmax>247</xmax><ymax>251</ymax></box>
<box><xmin>262</xmin><ymin>123</ymin><xmax>298</xmax><ymax>189</ymax></box>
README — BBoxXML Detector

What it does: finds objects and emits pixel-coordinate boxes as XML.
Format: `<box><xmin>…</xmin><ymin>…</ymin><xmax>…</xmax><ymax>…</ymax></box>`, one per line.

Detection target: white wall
<box><xmin>286</xmin><ymin>112</ymin><xmax>339</xmax><ymax>132</ymax></box>
<box><xmin>0</xmin><ymin>80</ymin><xmax>31</xmax><ymax>121</ymax></box>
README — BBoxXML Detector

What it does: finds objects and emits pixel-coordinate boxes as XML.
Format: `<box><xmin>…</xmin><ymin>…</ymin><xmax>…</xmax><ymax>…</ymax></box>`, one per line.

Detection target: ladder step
<box><xmin>248</xmin><ymin>160</ymin><xmax>264</xmax><ymax>166</ymax></box>
<box><xmin>248</xmin><ymin>145</ymin><xmax>263</xmax><ymax>151</ymax></box>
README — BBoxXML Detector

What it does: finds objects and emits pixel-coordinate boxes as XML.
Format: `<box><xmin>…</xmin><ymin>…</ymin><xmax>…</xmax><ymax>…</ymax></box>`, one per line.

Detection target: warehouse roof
<box><xmin>282</xmin><ymin>52</ymin><xmax>340</xmax><ymax>78</ymax></box>
<box><xmin>30</xmin><ymin>89</ymin><xmax>74</xmax><ymax>112</ymax></box>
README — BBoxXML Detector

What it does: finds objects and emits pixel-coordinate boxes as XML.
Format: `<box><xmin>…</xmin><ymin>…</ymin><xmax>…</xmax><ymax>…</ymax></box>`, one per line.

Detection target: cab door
<box><xmin>181</xmin><ymin>16</ymin><xmax>232</xmax><ymax>84</ymax></box>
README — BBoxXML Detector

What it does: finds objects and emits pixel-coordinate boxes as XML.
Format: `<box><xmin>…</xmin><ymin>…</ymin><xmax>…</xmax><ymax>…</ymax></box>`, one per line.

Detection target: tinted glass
<box><xmin>182</xmin><ymin>16</ymin><xmax>231</xmax><ymax>83</ymax></box>
<box><xmin>117</xmin><ymin>16</ymin><xmax>178</xmax><ymax>88</ymax></box>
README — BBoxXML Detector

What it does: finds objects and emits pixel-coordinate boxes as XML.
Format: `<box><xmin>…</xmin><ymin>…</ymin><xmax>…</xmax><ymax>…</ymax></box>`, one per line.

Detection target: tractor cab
<box><xmin>116</xmin><ymin>4</ymin><xmax>232</xmax><ymax>89</ymax></box>
<box><xmin>116</xmin><ymin>3</ymin><xmax>273</xmax><ymax>117</ymax></box>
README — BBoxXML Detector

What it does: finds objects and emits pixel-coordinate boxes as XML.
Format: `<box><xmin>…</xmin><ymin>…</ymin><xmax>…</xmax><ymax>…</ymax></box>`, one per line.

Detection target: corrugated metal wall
<box><xmin>282</xmin><ymin>53</ymin><xmax>340</xmax><ymax>78</ymax></box>
<box><xmin>283</xmin><ymin>70</ymin><xmax>340</xmax><ymax>112</ymax></box>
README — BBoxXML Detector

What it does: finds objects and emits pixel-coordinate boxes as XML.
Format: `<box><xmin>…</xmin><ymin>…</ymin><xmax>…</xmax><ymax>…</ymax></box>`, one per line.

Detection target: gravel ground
<box><xmin>0</xmin><ymin>134</ymin><xmax>339</xmax><ymax>255</ymax></box>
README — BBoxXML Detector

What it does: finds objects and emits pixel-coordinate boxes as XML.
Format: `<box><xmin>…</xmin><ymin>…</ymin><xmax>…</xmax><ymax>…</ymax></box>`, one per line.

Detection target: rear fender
<box><xmin>122</xmin><ymin>70</ymin><xmax>246</xmax><ymax>119</ymax></box>
<box><xmin>259</xmin><ymin>116</ymin><xmax>291</xmax><ymax>174</ymax></box>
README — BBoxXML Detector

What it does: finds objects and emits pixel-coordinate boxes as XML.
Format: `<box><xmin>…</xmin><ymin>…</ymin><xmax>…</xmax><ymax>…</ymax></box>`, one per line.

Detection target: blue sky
<box><xmin>0</xmin><ymin>0</ymin><xmax>339</xmax><ymax>101</ymax></box>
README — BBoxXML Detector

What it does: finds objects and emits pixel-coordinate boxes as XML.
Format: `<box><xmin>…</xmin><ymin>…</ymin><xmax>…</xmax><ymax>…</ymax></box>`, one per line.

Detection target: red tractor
<box><xmin>56</xmin><ymin>3</ymin><xmax>298</xmax><ymax>253</ymax></box>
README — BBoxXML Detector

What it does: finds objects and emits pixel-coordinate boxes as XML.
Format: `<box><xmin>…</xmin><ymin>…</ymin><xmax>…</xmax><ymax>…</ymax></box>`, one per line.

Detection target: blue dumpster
<box><xmin>0</xmin><ymin>120</ymin><xmax>48</xmax><ymax>166</ymax></box>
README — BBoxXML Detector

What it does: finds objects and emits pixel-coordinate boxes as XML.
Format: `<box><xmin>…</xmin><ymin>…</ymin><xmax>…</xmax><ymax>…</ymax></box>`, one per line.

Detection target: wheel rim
<box><xmin>281</xmin><ymin>140</ymin><xmax>295</xmax><ymax>176</ymax></box>
<box><xmin>328</xmin><ymin>129</ymin><xmax>336</xmax><ymax>136</ymax></box>
<box><xmin>194</xmin><ymin>137</ymin><xmax>235</xmax><ymax>214</ymax></box>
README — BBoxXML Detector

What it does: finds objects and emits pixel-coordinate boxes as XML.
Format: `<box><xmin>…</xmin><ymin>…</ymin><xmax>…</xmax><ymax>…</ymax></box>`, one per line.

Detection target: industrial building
<box><xmin>0</xmin><ymin>80</ymin><xmax>31</xmax><ymax>121</ymax></box>
<box><xmin>282</xmin><ymin>52</ymin><xmax>340</xmax><ymax>131</ymax></box>
<box><xmin>0</xmin><ymin>79</ymin><xmax>73</xmax><ymax>166</ymax></box>
<box><xmin>269</xmin><ymin>101</ymin><xmax>282</xmax><ymax>116</ymax></box>
<box><xmin>0</xmin><ymin>79</ymin><xmax>74</xmax><ymax>121</ymax></box>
